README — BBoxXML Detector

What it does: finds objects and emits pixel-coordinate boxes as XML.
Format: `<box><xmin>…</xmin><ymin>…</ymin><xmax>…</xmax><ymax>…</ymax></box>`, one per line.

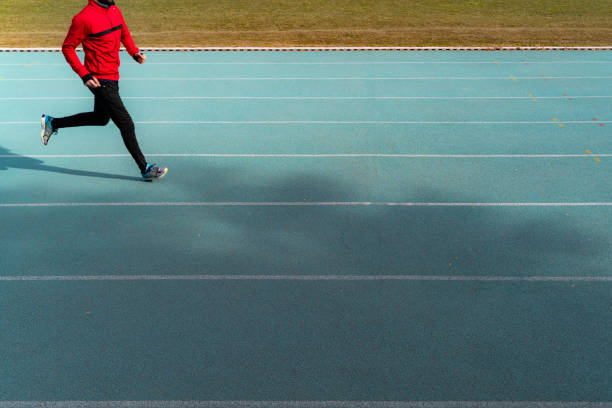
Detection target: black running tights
<box><xmin>52</xmin><ymin>80</ymin><xmax>148</xmax><ymax>173</ymax></box>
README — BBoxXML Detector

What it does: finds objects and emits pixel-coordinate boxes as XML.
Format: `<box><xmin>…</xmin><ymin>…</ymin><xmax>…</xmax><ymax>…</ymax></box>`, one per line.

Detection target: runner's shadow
<box><xmin>0</xmin><ymin>146</ymin><xmax>148</xmax><ymax>182</ymax></box>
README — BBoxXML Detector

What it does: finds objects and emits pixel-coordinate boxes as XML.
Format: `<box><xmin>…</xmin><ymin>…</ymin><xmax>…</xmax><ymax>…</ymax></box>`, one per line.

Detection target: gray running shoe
<box><xmin>40</xmin><ymin>114</ymin><xmax>57</xmax><ymax>145</ymax></box>
<box><xmin>142</xmin><ymin>164</ymin><xmax>168</xmax><ymax>180</ymax></box>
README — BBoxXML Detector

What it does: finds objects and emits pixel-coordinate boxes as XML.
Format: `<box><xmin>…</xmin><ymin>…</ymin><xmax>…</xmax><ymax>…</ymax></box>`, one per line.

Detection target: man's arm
<box><xmin>119</xmin><ymin>11</ymin><xmax>146</xmax><ymax>64</ymax></box>
<box><xmin>61</xmin><ymin>16</ymin><xmax>94</xmax><ymax>83</ymax></box>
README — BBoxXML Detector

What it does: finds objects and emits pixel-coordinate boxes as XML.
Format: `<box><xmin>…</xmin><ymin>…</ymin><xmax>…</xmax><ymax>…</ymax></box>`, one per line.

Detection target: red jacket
<box><xmin>62</xmin><ymin>0</ymin><xmax>139</xmax><ymax>81</ymax></box>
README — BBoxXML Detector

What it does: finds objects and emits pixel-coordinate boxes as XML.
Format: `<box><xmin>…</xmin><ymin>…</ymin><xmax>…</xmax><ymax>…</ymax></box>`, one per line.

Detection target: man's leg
<box><xmin>41</xmin><ymin>89</ymin><xmax>111</xmax><ymax>145</ymax></box>
<box><xmin>51</xmin><ymin>90</ymin><xmax>111</xmax><ymax>129</ymax></box>
<box><xmin>94</xmin><ymin>81</ymin><xmax>148</xmax><ymax>174</ymax></box>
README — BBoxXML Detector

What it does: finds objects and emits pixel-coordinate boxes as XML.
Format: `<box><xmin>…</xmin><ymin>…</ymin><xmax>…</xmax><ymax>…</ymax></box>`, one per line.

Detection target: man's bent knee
<box><xmin>94</xmin><ymin>113</ymin><xmax>111</xmax><ymax>126</ymax></box>
<box><xmin>118</xmin><ymin>117</ymin><xmax>135</xmax><ymax>134</ymax></box>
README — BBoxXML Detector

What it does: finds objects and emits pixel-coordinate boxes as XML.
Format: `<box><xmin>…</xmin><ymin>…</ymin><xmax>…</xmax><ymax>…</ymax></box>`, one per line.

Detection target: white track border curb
<box><xmin>1</xmin><ymin>46</ymin><xmax>612</xmax><ymax>52</ymax></box>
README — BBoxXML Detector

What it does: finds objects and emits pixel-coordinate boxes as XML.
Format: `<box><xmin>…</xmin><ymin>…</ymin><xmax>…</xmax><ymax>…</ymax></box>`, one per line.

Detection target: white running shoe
<box><xmin>141</xmin><ymin>164</ymin><xmax>168</xmax><ymax>180</ymax></box>
<box><xmin>40</xmin><ymin>114</ymin><xmax>57</xmax><ymax>145</ymax></box>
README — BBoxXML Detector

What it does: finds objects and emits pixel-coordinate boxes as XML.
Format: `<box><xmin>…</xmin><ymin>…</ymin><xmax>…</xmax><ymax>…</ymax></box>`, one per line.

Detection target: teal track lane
<box><xmin>0</xmin><ymin>51</ymin><xmax>611</xmax><ymax>406</ymax></box>
<box><xmin>1</xmin><ymin>281</ymin><xmax>610</xmax><ymax>401</ymax></box>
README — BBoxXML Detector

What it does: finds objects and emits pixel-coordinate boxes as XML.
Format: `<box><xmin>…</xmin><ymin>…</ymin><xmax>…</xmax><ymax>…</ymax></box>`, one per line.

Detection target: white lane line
<box><xmin>1</xmin><ymin>95</ymin><xmax>612</xmax><ymax>100</ymax></box>
<box><xmin>2</xmin><ymin>121</ymin><xmax>611</xmax><ymax>125</ymax></box>
<box><xmin>1</xmin><ymin>275</ymin><xmax>611</xmax><ymax>282</ymax></box>
<box><xmin>3</xmin><ymin>202</ymin><xmax>612</xmax><ymax>208</ymax></box>
<box><xmin>1</xmin><ymin>154</ymin><xmax>611</xmax><ymax>159</ymax></box>
<box><xmin>3</xmin><ymin>76</ymin><xmax>612</xmax><ymax>81</ymax></box>
<box><xmin>2</xmin><ymin>60</ymin><xmax>612</xmax><ymax>65</ymax></box>
<box><xmin>0</xmin><ymin>402</ymin><xmax>610</xmax><ymax>408</ymax></box>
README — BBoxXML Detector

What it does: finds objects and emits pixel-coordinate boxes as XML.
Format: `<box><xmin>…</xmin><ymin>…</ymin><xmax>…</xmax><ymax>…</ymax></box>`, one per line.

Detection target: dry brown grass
<box><xmin>1</xmin><ymin>0</ymin><xmax>611</xmax><ymax>47</ymax></box>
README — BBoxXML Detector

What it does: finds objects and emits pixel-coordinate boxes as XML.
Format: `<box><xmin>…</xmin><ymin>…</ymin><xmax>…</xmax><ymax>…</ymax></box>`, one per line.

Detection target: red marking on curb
<box><xmin>593</xmin><ymin>118</ymin><xmax>598</xmax><ymax>121</ymax></box>
<box><xmin>600</xmin><ymin>123</ymin><xmax>605</xmax><ymax>126</ymax></box>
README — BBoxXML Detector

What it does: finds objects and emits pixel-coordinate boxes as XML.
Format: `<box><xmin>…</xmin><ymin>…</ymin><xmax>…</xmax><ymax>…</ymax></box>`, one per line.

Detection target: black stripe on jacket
<box><xmin>88</xmin><ymin>24</ymin><xmax>122</xmax><ymax>37</ymax></box>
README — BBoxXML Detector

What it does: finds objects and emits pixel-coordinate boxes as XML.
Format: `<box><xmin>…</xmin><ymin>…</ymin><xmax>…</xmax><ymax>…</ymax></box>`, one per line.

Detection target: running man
<box><xmin>41</xmin><ymin>0</ymin><xmax>167</xmax><ymax>180</ymax></box>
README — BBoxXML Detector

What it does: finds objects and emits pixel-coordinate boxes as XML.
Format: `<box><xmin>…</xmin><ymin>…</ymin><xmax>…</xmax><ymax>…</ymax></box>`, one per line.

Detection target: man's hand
<box><xmin>134</xmin><ymin>52</ymin><xmax>146</xmax><ymax>64</ymax></box>
<box><xmin>85</xmin><ymin>76</ymin><xmax>101</xmax><ymax>89</ymax></box>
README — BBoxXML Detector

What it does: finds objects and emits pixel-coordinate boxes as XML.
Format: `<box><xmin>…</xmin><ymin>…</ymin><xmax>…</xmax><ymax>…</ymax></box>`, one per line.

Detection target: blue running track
<box><xmin>0</xmin><ymin>51</ymin><xmax>611</xmax><ymax>407</ymax></box>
